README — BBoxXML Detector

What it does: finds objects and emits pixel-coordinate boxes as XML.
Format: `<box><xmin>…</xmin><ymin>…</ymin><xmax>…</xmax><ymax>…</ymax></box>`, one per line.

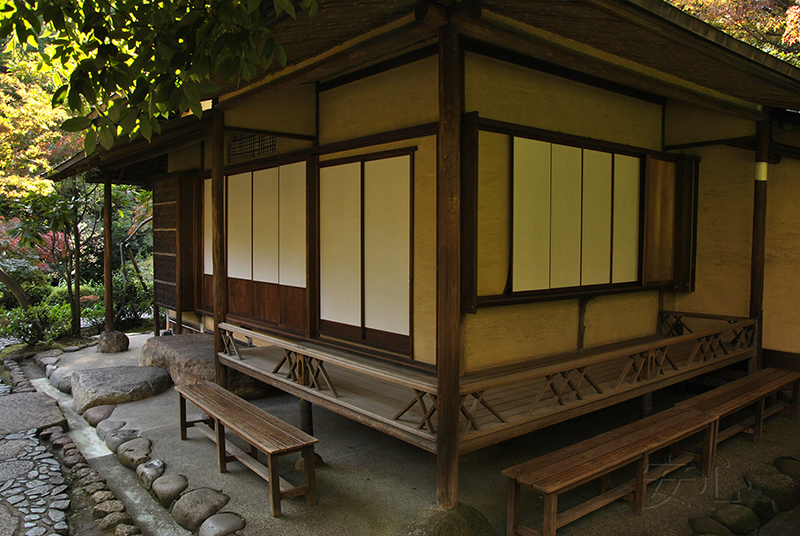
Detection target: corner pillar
<box><xmin>211</xmin><ymin>110</ymin><xmax>228</xmax><ymax>387</ymax></box>
<box><xmin>749</xmin><ymin>115</ymin><xmax>769</xmax><ymax>369</ymax></box>
<box><xmin>436</xmin><ymin>23</ymin><xmax>463</xmax><ymax>510</ymax></box>
<box><xmin>104</xmin><ymin>176</ymin><xmax>114</xmax><ymax>333</ymax></box>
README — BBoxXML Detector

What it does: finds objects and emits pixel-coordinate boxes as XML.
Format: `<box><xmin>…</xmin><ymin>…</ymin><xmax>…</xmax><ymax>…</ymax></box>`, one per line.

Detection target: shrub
<box><xmin>81</xmin><ymin>301</ymin><xmax>105</xmax><ymax>335</ymax></box>
<box><xmin>0</xmin><ymin>303</ymin><xmax>72</xmax><ymax>346</ymax></box>
<box><xmin>45</xmin><ymin>284</ymin><xmax>97</xmax><ymax>306</ymax></box>
<box><xmin>112</xmin><ymin>264</ymin><xmax>153</xmax><ymax>329</ymax></box>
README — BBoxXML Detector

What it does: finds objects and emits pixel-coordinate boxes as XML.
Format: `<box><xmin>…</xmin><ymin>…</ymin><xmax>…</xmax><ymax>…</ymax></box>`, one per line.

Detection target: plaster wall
<box><xmin>168</xmin><ymin>144</ymin><xmax>204</xmax><ymax>173</ymax></box>
<box><xmin>663</xmin><ymin>145</ymin><xmax>753</xmax><ymax>318</ymax></box>
<box><xmin>318</xmin><ymin>57</ymin><xmax>438</xmax><ymax>145</ymax></box>
<box><xmin>664</xmin><ymin>100</ymin><xmax>755</xmax><ymax>146</ymax></box>
<box><xmin>465</xmin><ymin>52</ymin><xmax>662</xmax><ymax>150</ymax></box>
<box><xmin>320</xmin><ymin>136</ymin><xmax>437</xmax><ymax>365</ymax></box>
<box><xmin>225</xmin><ymin>84</ymin><xmax>316</xmax><ymax>135</ymax></box>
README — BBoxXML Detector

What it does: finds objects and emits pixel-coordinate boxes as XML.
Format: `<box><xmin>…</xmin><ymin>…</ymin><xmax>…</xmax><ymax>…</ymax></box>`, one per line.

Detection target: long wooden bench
<box><xmin>503</xmin><ymin>406</ymin><xmax>717</xmax><ymax>536</ymax></box>
<box><xmin>676</xmin><ymin>367</ymin><xmax>800</xmax><ymax>447</ymax></box>
<box><xmin>177</xmin><ymin>381</ymin><xmax>318</xmax><ymax>516</ymax></box>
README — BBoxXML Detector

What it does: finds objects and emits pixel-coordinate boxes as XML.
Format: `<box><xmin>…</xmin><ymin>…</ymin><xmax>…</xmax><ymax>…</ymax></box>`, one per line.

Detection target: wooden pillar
<box><xmin>104</xmin><ymin>177</ymin><xmax>114</xmax><ymax>332</ymax></box>
<box><xmin>436</xmin><ymin>23</ymin><xmax>462</xmax><ymax>510</ymax></box>
<box><xmin>175</xmin><ymin>176</ymin><xmax>184</xmax><ymax>335</ymax></box>
<box><xmin>749</xmin><ymin>116</ymin><xmax>769</xmax><ymax>369</ymax></box>
<box><xmin>211</xmin><ymin>110</ymin><xmax>228</xmax><ymax>388</ymax></box>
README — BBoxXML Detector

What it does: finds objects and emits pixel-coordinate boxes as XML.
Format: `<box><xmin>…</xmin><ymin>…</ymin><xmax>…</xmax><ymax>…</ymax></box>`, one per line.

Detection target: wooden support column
<box><xmin>104</xmin><ymin>177</ymin><xmax>114</xmax><ymax>332</ymax></box>
<box><xmin>175</xmin><ymin>176</ymin><xmax>184</xmax><ymax>335</ymax></box>
<box><xmin>750</xmin><ymin>116</ymin><xmax>769</xmax><ymax>370</ymax></box>
<box><xmin>211</xmin><ymin>110</ymin><xmax>228</xmax><ymax>388</ymax></box>
<box><xmin>436</xmin><ymin>23</ymin><xmax>463</xmax><ymax>510</ymax></box>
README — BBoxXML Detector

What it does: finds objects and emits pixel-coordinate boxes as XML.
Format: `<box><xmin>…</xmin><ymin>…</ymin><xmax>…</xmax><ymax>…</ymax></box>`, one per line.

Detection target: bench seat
<box><xmin>177</xmin><ymin>381</ymin><xmax>318</xmax><ymax>516</ymax></box>
<box><xmin>503</xmin><ymin>406</ymin><xmax>716</xmax><ymax>536</ymax></box>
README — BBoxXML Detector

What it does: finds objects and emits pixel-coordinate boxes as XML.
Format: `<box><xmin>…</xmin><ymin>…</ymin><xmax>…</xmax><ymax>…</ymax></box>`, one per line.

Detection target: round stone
<box><xmin>116</xmin><ymin>438</ymin><xmax>151</xmax><ymax>470</ymax></box>
<box><xmin>152</xmin><ymin>474</ymin><xmax>188</xmax><ymax>508</ymax></box>
<box><xmin>199</xmin><ymin>512</ymin><xmax>246</xmax><ymax>536</ymax></box>
<box><xmin>97</xmin><ymin>511</ymin><xmax>132</xmax><ymax>530</ymax></box>
<box><xmin>711</xmin><ymin>504</ymin><xmax>759</xmax><ymax>534</ymax></box>
<box><xmin>171</xmin><ymin>488</ymin><xmax>230</xmax><ymax>532</ymax></box>
<box><xmin>136</xmin><ymin>459</ymin><xmax>165</xmax><ymax>490</ymax></box>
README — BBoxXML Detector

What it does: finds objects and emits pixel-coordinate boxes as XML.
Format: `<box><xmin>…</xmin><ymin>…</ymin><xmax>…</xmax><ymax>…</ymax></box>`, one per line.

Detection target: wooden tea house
<box><xmin>50</xmin><ymin>0</ymin><xmax>800</xmax><ymax>510</ymax></box>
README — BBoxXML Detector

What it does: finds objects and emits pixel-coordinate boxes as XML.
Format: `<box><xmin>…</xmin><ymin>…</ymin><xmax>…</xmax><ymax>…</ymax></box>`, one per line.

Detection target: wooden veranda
<box><xmin>216</xmin><ymin>311</ymin><xmax>756</xmax><ymax>454</ymax></box>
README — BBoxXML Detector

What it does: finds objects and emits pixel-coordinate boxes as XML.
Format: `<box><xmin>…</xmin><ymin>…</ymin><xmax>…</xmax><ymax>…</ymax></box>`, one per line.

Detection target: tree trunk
<box><xmin>0</xmin><ymin>266</ymin><xmax>29</xmax><ymax>309</ymax></box>
<box><xmin>73</xmin><ymin>207</ymin><xmax>81</xmax><ymax>336</ymax></box>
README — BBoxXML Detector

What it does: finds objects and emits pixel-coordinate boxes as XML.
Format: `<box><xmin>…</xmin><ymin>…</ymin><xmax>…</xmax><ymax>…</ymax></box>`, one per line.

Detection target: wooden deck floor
<box><xmin>218</xmin><ymin>315</ymin><xmax>757</xmax><ymax>454</ymax></box>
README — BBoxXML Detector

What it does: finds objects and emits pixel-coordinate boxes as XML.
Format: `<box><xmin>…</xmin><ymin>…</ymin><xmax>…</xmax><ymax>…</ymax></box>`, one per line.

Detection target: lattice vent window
<box><xmin>229</xmin><ymin>133</ymin><xmax>277</xmax><ymax>162</ymax></box>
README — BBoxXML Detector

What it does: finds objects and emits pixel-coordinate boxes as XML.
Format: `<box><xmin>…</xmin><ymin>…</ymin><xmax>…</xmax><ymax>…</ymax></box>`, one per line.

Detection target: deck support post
<box><xmin>211</xmin><ymin>110</ymin><xmax>228</xmax><ymax>388</ymax></box>
<box><xmin>749</xmin><ymin>115</ymin><xmax>769</xmax><ymax>370</ymax></box>
<box><xmin>436</xmin><ymin>23</ymin><xmax>463</xmax><ymax>510</ymax></box>
<box><xmin>103</xmin><ymin>176</ymin><xmax>114</xmax><ymax>333</ymax></box>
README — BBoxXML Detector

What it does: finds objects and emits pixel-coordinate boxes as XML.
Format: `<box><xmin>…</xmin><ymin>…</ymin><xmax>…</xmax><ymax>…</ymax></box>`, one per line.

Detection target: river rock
<box><xmin>84</xmin><ymin>405</ymin><xmax>116</xmax><ymax>427</ymax></box>
<box><xmin>93</xmin><ymin>500</ymin><xmax>125</xmax><ymax>519</ymax></box>
<box><xmin>34</xmin><ymin>349</ymin><xmax>63</xmax><ymax>366</ymax></box>
<box><xmin>140</xmin><ymin>334</ymin><xmax>268</xmax><ymax>399</ymax></box>
<box><xmin>96</xmin><ymin>420</ymin><xmax>126</xmax><ymax>442</ymax></box>
<box><xmin>733</xmin><ymin>487</ymin><xmax>779</xmax><ymax>524</ymax></box>
<box><xmin>117</xmin><ymin>438</ymin><xmax>151</xmax><ymax>470</ymax></box>
<box><xmin>97</xmin><ymin>331</ymin><xmax>129</xmax><ymax>353</ymax></box>
<box><xmin>759</xmin><ymin>502</ymin><xmax>800</xmax><ymax>536</ymax></box>
<box><xmin>711</xmin><ymin>504</ymin><xmax>759</xmax><ymax>534</ymax></box>
<box><xmin>171</xmin><ymin>488</ymin><xmax>230</xmax><ymax>532</ymax></box>
<box><xmin>106</xmin><ymin>430</ymin><xmax>140</xmax><ymax>454</ymax></box>
<box><xmin>152</xmin><ymin>474</ymin><xmax>188</xmax><ymax>508</ymax></box>
<box><xmin>48</xmin><ymin>369</ymin><xmax>72</xmax><ymax>394</ymax></box>
<box><xmin>97</xmin><ymin>511</ymin><xmax>132</xmax><ymax>530</ymax></box>
<box><xmin>137</xmin><ymin>459</ymin><xmax>165</xmax><ymax>490</ymax></box>
<box><xmin>745</xmin><ymin>465</ymin><xmax>800</xmax><ymax>511</ymax></box>
<box><xmin>688</xmin><ymin>516</ymin><xmax>735</xmax><ymax>536</ymax></box>
<box><xmin>72</xmin><ymin>366</ymin><xmax>171</xmax><ymax>414</ymax></box>
<box><xmin>774</xmin><ymin>456</ymin><xmax>800</xmax><ymax>483</ymax></box>
<box><xmin>199</xmin><ymin>512</ymin><xmax>246</xmax><ymax>536</ymax></box>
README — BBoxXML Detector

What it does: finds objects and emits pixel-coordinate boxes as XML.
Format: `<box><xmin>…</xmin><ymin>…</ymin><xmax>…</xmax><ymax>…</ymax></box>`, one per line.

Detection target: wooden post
<box><xmin>104</xmin><ymin>177</ymin><xmax>114</xmax><ymax>332</ymax></box>
<box><xmin>211</xmin><ymin>110</ymin><xmax>228</xmax><ymax>388</ymax></box>
<box><xmin>175</xmin><ymin>176</ymin><xmax>184</xmax><ymax>335</ymax></box>
<box><xmin>749</xmin><ymin>116</ymin><xmax>769</xmax><ymax>370</ymax></box>
<box><xmin>436</xmin><ymin>23</ymin><xmax>462</xmax><ymax>510</ymax></box>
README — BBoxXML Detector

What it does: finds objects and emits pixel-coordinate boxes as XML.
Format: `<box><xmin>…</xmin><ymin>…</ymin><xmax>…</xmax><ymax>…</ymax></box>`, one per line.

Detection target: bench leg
<box><xmin>179</xmin><ymin>394</ymin><xmax>187</xmax><ymax>441</ymax></box>
<box><xmin>792</xmin><ymin>380</ymin><xmax>799</xmax><ymax>421</ymax></box>
<box><xmin>267</xmin><ymin>453</ymin><xmax>282</xmax><ymax>517</ymax></box>
<box><xmin>542</xmin><ymin>493</ymin><xmax>557</xmax><ymax>536</ymax></box>
<box><xmin>701</xmin><ymin>421</ymin><xmax>717</xmax><ymax>477</ymax></box>
<box><xmin>507</xmin><ymin>478</ymin><xmax>520</xmax><ymax>536</ymax></box>
<box><xmin>635</xmin><ymin>452</ymin><xmax>650</xmax><ymax>515</ymax></box>
<box><xmin>216</xmin><ymin>420</ymin><xmax>227</xmax><ymax>473</ymax></box>
<box><xmin>754</xmin><ymin>397</ymin><xmax>765</xmax><ymax>443</ymax></box>
<box><xmin>303</xmin><ymin>446</ymin><xmax>317</xmax><ymax>507</ymax></box>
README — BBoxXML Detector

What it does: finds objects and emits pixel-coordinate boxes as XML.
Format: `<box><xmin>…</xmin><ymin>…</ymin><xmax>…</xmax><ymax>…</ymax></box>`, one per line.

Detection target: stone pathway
<box><xmin>0</xmin><ymin>428</ymin><xmax>69</xmax><ymax>536</ymax></box>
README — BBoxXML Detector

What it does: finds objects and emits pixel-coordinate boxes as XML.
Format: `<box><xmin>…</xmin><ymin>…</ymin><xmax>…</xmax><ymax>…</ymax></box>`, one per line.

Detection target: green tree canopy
<box><xmin>0</xmin><ymin>0</ymin><xmax>317</xmax><ymax>153</ymax></box>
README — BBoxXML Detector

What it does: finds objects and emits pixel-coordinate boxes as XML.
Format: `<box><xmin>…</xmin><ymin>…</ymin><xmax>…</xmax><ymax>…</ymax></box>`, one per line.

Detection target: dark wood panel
<box><xmin>179</xmin><ymin>176</ymin><xmax>196</xmax><ymax>310</ymax></box>
<box><xmin>153</xmin><ymin>176</ymin><xmax>178</xmax><ymax>204</ymax></box>
<box><xmin>642</xmin><ymin>156</ymin><xmax>676</xmax><ymax>287</ymax></box>
<box><xmin>228</xmin><ymin>277</ymin><xmax>254</xmax><ymax>317</ymax></box>
<box><xmin>365</xmin><ymin>327</ymin><xmax>410</xmax><ymax>354</ymax></box>
<box><xmin>673</xmin><ymin>154</ymin><xmax>699</xmax><ymax>293</ymax></box>
<box><xmin>203</xmin><ymin>274</ymin><xmax>214</xmax><ymax>310</ymax></box>
<box><xmin>280</xmin><ymin>285</ymin><xmax>308</xmax><ymax>330</ymax></box>
<box><xmin>154</xmin><ymin>230</ymin><xmax>177</xmax><ymax>255</ymax></box>
<box><xmin>153</xmin><ymin>253</ymin><xmax>176</xmax><ymax>284</ymax></box>
<box><xmin>318</xmin><ymin>319</ymin><xmax>362</xmax><ymax>340</ymax></box>
<box><xmin>764</xmin><ymin>350</ymin><xmax>800</xmax><ymax>372</ymax></box>
<box><xmin>153</xmin><ymin>202</ymin><xmax>176</xmax><ymax>230</ymax></box>
<box><xmin>154</xmin><ymin>281</ymin><xmax>177</xmax><ymax>308</ymax></box>
<box><xmin>253</xmin><ymin>281</ymin><xmax>280</xmax><ymax>324</ymax></box>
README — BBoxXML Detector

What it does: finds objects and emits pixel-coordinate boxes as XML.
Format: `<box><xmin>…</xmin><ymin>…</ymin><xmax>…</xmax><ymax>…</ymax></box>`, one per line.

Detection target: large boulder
<box><xmin>72</xmin><ymin>366</ymin><xmax>172</xmax><ymax>414</ymax></box>
<box><xmin>97</xmin><ymin>331</ymin><xmax>130</xmax><ymax>353</ymax></box>
<box><xmin>139</xmin><ymin>333</ymin><xmax>269</xmax><ymax>399</ymax></box>
<box><xmin>171</xmin><ymin>488</ymin><xmax>230</xmax><ymax>532</ymax></box>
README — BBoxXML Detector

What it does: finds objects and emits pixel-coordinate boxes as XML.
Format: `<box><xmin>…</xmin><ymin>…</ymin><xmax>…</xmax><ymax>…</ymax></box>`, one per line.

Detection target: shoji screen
<box><xmin>226</xmin><ymin>173</ymin><xmax>252</xmax><ymax>280</ymax></box>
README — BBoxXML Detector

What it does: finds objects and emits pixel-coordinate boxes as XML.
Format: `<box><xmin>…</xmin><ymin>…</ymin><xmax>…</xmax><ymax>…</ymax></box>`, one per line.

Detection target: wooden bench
<box><xmin>503</xmin><ymin>406</ymin><xmax>717</xmax><ymax>536</ymax></box>
<box><xmin>676</xmin><ymin>367</ymin><xmax>800</xmax><ymax>447</ymax></box>
<box><xmin>177</xmin><ymin>381</ymin><xmax>318</xmax><ymax>516</ymax></box>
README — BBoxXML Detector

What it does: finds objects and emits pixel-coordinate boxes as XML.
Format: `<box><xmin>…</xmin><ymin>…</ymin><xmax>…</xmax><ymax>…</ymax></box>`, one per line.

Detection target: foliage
<box><xmin>45</xmin><ymin>283</ymin><xmax>97</xmax><ymax>306</ymax></box>
<box><xmin>111</xmin><ymin>263</ymin><xmax>153</xmax><ymax>329</ymax></box>
<box><xmin>81</xmin><ymin>300</ymin><xmax>105</xmax><ymax>335</ymax></box>
<box><xmin>0</xmin><ymin>302</ymin><xmax>71</xmax><ymax>345</ymax></box>
<box><xmin>668</xmin><ymin>0</ymin><xmax>800</xmax><ymax>65</ymax></box>
<box><xmin>0</xmin><ymin>45</ymin><xmax>82</xmax><ymax>199</ymax></box>
<box><xmin>0</xmin><ymin>0</ymin><xmax>317</xmax><ymax>152</ymax></box>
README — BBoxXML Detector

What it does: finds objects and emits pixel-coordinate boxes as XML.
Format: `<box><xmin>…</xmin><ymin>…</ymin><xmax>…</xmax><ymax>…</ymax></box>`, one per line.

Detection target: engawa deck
<box><xmin>217</xmin><ymin>312</ymin><xmax>757</xmax><ymax>454</ymax></box>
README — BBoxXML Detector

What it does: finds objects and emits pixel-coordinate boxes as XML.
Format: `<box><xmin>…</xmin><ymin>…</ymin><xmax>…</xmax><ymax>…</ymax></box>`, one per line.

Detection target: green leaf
<box><xmin>275</xmin><ymin>42</ymin><xmax>286</xmax><ymax>67</ymax></box>
<box><xmin>61</xmin><ymin>116</ymin><xmax>92</xmax><ymax>132</ymax></box>
<box><xmin>84</xmin><ymin>128</ymin><xmax>97</xmax><ymax>155</ymax></box>
<box><xmin>98</xmin><ymin>126</ymin><xmax>114</xmax><ymax>150</ymax></box>
<box><xmin>247</xmin><ymin>0</ymin><xmax>261</xmax><ymax>14</ymax></box>
<box><xmin>51</xmin><ymin>84</ymin><xmax>69</xmax><ymax>106</ymax></box>
<box><xmin>139</xmin><ymin>116</ymin><xmax>152</xmax><ymax>141</ymax></box>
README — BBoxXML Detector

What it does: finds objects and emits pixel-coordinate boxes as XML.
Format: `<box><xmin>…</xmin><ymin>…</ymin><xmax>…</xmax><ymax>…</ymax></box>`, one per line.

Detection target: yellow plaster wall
<box><xmin>664</xmin><ymin>100</ymin><xmax>755</xmax><ymax>146</ymax></box>
<box><xmin>663</xmin><ymin>145</ymin><xmax>753</xmax><ymax>318</ymax></box>
<box><xmin>318</xmin><ymin>57</ymin><xmax>438</xmax><ymax>145</ymax></box>
<box><xmin>762</xmin><ymin>158</ymin><xmax>800</xmax><ymax>353</ymax></box>
<box><xmin>465</xmin><ymin>53</ymin><xmax>662</xmax><ymax>150</ymax></box>
<box><xmin>463</xmin><ymin>301</ymin><xmax>579</xmax><ymax>371</ymax></box>
<box><xmin>583</xmin><ymin>292</ymin><xmax>659</xmax><ymax>348</ymax></box>
<box><xmin>320</xmin><ymin>136</ymin><xmax>437</xmax><ymax>365</ymax></box>
<box><xmin>225</xmin><ymin>84</ymin><xmax>316</xmax><ymax>135</ymax></box>
<box><xmin>168</xmin><ymin>144</ymin><xmax>203</xmax><ymax>172</ymax></box>
<box><xmin>477</xmin><ymin>132</ymin><xmax>511</xmax><ymax>296</ymax></box>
